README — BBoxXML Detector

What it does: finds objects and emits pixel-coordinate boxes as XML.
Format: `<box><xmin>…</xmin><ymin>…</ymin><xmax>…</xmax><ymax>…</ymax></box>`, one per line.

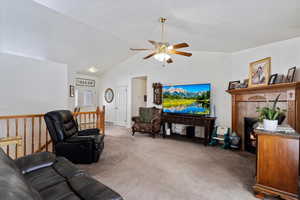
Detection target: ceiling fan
<box><xmin>130</xmin><ymin>17</ymin><xmax>192</xmax><ymax>65</ymax></box>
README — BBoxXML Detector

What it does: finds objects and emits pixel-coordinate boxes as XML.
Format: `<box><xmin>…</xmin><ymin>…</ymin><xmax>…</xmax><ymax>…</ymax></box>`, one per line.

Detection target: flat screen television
<box><xmin>162</xmin><ymin>83</ymin><xmax>211</xmax><ymax>115</ymax></box>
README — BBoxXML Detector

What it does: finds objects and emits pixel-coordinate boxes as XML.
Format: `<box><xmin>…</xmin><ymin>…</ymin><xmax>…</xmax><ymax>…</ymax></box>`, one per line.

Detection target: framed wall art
<box><xmin>69</xmin><ymin>85</ymin><xmax>75</xmax><ymax>97</ymax></box>
<box><xmin>248</xmin><ymin>57</ymin><xmax>271</xmax><ymax>87</ymax></box>
<box><xmin>76</xmin><ymin>78</ymin><xmax>95</xmax><ymax>87</ymax></box>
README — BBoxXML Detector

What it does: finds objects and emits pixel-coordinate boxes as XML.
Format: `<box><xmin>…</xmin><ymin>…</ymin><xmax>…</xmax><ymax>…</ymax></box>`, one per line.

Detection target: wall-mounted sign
<box><xmin>76</xmin><ymin>78</ymin><xmax>95</xmax><ymax>87</ymax></box>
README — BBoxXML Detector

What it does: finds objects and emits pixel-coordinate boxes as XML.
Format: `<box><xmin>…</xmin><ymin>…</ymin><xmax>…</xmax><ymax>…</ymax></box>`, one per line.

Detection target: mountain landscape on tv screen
<box><xmin>163</xmin><ymin>84</ymin><xmax>210</xmax><ymax>115</ymax></box>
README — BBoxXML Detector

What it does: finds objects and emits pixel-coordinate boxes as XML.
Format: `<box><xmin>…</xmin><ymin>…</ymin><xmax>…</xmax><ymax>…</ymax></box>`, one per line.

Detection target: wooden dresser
<box><xmin>253</xmin><ymin>129</ymin><xmax>299</xmax><ymax>200</ymax></box>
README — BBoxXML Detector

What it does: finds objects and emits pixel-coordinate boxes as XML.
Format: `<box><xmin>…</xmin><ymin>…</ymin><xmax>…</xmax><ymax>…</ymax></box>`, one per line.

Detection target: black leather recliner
<box><xmin>44</xmin><ymin>110</ymin><xmax>104</xmax><ymax>164</ymax></box>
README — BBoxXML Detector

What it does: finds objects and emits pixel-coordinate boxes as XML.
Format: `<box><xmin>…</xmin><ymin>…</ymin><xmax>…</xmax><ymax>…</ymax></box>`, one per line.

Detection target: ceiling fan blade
<box><xmin>171</xmin><ymin>43</ymin><xmax>189</xmax><ymax>49</ymax></box>
<box><xmin>130</xmin><ymin>48</ymin><xmax>152</xmax><ymax>51</ymax></box>
<box><xmin>166</xmin><ymin>58</ymin><xmax>173</xmax><ymax>63</ymax></box>
<box><xmin>168</xmin><ymin>50</ymin><xmax>192</xmax><ymax>57</ymax></box>
<box><xmin>148</xmin><ymin>40</ymin><xmax>158</xmax><ymax>46</ymax></box>
<box><xmin>143</xmin><ymin>52</ymin><xmax>156</xmax><ymax>59</ymax></box>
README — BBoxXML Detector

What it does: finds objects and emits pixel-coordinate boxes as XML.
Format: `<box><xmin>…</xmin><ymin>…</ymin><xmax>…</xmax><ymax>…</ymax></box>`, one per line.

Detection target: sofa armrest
<box><xmin>151</xmin><ymin>116</ymin><xmax>161</xmax><ymax>124</ymax></box>
<box><xmin>132</xmin><ymin>116</ymin><xmax>141</xmax><ymax>123</ymax></box>
<box><xmin>78</xmin><ymin>128</ymin><xmax>100</xmax><ymax>136</ymax></box>
<box><xmin>15</xmin><ymin>152</ymin><xmax>56</xmax><ymax>174</ymax></box>
<box><xmin>65</xmin><ymin>136</ymin><xmax>94</xmax><ymax>143</ymax></box>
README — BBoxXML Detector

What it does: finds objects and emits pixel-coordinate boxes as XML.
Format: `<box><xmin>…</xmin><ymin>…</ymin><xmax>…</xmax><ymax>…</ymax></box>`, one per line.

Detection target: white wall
<box><xmin>99</xmin><ymin>51</ymin><xmax>232</xmax><ymax>127</ymax></box>
<box><xmin>99</xmin><ymin>36</ymin><xmax>300</xmax><ymax>128</ymax></box>
<box><xmin>231</xmin><ymin>37</ymin><xmax>300</xmax><ymax>82</ymax></box>
<box><xmin>0</xmin><ymin>52</ymin><xmax>68</xmax><ymax>115</ymax></box>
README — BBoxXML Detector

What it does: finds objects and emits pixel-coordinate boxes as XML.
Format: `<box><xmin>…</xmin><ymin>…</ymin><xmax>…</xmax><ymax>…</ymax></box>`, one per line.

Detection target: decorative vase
<box><xmin>263</xmin><ymin>119</ymin><xmax>278</xmax><ymax>131</ymax></box>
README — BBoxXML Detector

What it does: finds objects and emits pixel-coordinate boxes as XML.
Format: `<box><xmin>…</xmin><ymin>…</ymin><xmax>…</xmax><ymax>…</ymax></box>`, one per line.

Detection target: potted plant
<box><xmin>256</xmin><ymin>95</ymin><xmax>286</xmax><ymax>131</ymax></box>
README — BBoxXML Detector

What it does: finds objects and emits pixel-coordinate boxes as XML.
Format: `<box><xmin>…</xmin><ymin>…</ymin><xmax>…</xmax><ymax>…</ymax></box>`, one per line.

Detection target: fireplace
<box><xmin>227</xmin><ymin>82</ymin><xmax>300</xmax><ymax>151</ymax></box>
<box><xmin>244</xmin><ymin>118</ymin><xmax>258</xmax><ymax>153</ymax></box>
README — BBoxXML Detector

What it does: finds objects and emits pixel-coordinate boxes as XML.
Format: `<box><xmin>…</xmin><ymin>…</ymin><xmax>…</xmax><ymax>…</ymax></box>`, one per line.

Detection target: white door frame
<box><xmin>113</xmin><ymin>86</ymin><xmax>128</xmax><ymax>126</ymax></box>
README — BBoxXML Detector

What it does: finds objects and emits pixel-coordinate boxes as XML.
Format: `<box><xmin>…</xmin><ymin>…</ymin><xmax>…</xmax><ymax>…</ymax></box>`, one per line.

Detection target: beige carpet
<box><xmin>79</xmin><ymin>126</ymin><xmax>263</xmax><ymax>200</ymax></box>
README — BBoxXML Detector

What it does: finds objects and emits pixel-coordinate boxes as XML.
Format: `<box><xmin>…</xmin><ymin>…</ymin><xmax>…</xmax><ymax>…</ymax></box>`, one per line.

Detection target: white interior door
<box><xmin>114</xmin><ymin>86</ymin><xmax>128</xmax><ymax>126</ymax></box>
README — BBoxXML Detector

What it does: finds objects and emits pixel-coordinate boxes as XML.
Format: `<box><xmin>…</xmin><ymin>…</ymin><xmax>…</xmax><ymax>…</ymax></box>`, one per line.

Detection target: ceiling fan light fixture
<box><xmin>130</xmin><ymin>17</ymin><xmax>191</xmax><ymax>65</ymax></box>
<box><xmin>88</xmin><ymin>66</ymin><xmax>99</xmax><ymax>73</ymax></box>
<box><xmin>154</xmin><ymin>53</ymin><xmax>171</xmax><ymax>62</ymax></box>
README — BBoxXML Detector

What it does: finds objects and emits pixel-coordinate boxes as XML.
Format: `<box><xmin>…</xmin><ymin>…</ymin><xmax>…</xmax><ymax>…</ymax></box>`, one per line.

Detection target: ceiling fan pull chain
<box><xmin>161</xmin><ymin>20</ymin><xmax>164</xmax><ymax>42</ymax></box>
<box><xmin>160</xmin><ymin>17</ymin><xmax>166</xmax><ymax>42</ymax></box>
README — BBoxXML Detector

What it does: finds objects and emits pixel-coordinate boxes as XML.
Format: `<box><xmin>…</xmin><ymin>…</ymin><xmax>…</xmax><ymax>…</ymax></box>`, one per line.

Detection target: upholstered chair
<box><xmin>132</xmin><ymin>107</ymin><xmax>162</xmax><ymax>138</ymax></box>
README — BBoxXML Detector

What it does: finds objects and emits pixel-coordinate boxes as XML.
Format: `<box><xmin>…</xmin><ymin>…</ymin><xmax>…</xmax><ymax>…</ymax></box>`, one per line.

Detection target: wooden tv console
<box><xmin>162</xmin><ymin>113</ymin><xmax>216</xmax><ymax>145</ymax></box>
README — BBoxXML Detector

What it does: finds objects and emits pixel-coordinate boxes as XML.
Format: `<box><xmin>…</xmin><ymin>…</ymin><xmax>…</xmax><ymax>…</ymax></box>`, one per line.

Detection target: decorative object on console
<box><xmin>248</xmin><ymin>57</ymin><xmax>271</xmax><ymax>87</ymax></box>
<box><xmin>69</xmin><ymin>85</ymin><xmax>75</xmax><ymax>97</ymax></box>
<box><xmin>209</xmin><ymin>126</ymin><xmax>231</xmax><ymax>149</ymax></box>
<box><xmin>286</xmin><ymin>66</ymin><xmax>296</xmax><ymax>83</ymax></box>
<box><xmin>104</xmin><ymin>88</ymin><xmax>114</xmax><ymax>103</ymax></box>
<box><xmin>152</xmin><ymin>82</ymin><xmax>162</xmax><ymax>105</ymax></box>
<box><xmin>229</xmin><ymin>132</ymin><xmax>241</xmax><ymax>149</ymax></box>
<box><xmin>130</xmin><ymin>17</ymin><xmax>192</xmax><ymax>65</ymax></box>
<box><xmin>228</xmin><ymin>80</ymin><xmax>240</xmax><ymax>90</ymax></box>
<box><xmin>256</xmin><ymin>94</ymin><xmax>286</xmax><ymax>131</ymax></box>
<box><xmin>75</xmin><ymin>78</ymin><xmax>95</xmax><ymax>87</ymax></box>
<box><xmin>268</xmin><ymin>73</ymin><xmax>277</xmax><ymax>85</ymax></box>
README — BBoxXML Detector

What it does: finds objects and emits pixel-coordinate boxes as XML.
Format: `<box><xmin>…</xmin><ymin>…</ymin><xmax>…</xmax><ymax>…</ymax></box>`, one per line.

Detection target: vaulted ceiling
<box><xmin>2</xmin><ymin>0</ymin><xmax>300</xmax><ymax>75</ymax></box>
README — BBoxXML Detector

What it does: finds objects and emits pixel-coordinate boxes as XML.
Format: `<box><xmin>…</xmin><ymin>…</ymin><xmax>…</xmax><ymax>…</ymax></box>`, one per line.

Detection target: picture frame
<box><xmin>75</xmin><ymin>78</ymin><xmax>95</xmax><ymax>87</ymax></box>
<box><xmin>268</xmin><ymin>74</ymin><xmax>278</xmax><ymax>85</ymax></box>
<box><xmin>69</xmin><ymin>85</ymin><xmax>75</xmax><ymax>97</ymax></box>
<box><xmin>241</xmin><ymin>79</ymin><xmax>249</xmax><ymax>88</ymax></box>
<box><xmin>228</xmin><ymin>80</ymin><xmax>240</xmax><ymax>90</ymax></box>
<box><xmin>248</xmin><ymin>57</ymin><xmax>271</xmax><ymax>87</ymax></box>
<box><xmin>286</xmin><ymin>66</ymin><xmax>296</xmax><ymax>83</ymax></box>
<box><xmin>275</xmin><ymin>74</ymin><xmax>285</xmax><ymax>84</ymax></box>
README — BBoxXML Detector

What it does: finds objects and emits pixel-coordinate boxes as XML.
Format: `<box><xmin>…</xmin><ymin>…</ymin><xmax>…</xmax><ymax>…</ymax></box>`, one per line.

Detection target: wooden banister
<box><xmin>0</xmin><ymin>136</ymin><xmax>22</xmax><ymax>158</ymax></box>
<box><xmin>0</xmin><ymin>107</ymin><xmax>105</xmax><ymax>159</ymax></box>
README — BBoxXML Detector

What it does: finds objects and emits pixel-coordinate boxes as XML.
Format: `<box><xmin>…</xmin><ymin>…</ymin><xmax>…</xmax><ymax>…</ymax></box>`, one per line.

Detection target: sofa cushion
<box><xmin>53</xmin><ymin>157</ymin><xmax>85</xmax><ymax>179</ymax></box>
<box><xmin>69</xmin><ymin>175</ymin><xmax>123</xmax><ymax>200</ymax></box>
<box><xmin>133</xmin><ymin>122</ymin><xmax>153</xmax><ymax>132</ymax></box>
<box><xmin>24</xmin><ymin>167</ymin><xmax>66</xmax><ymax>192</ymax></box>
<box><xmin>39</xmin><ymin>181</ymin><xmax>81</xmax><ymax>200</ymax></box>
<box><xmin>0</xmin><ymin>148</ymin><xmax>42</xmax><ymax>200</ymax></box>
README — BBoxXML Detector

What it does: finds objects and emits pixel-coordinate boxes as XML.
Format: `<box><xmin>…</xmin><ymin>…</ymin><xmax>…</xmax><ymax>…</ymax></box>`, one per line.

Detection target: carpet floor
<box><xmin>79</xmin><ymin>126</ymin><xmax>264</xmax><ymax>200</ymax></box>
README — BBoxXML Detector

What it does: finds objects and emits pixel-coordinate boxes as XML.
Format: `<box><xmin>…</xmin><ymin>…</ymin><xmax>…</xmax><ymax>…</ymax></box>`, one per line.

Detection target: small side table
<box><xmin>253</xmin><ymin>129</ymin><xmax>299</xmax><ymax>200</ymax></box>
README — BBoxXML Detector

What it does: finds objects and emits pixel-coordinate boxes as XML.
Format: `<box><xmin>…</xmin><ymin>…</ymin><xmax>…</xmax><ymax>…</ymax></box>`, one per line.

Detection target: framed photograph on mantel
<box><xmin>286</xmin><ymin>66</ymin><xmax>296</xmax><ymax>83</ymax></box>
<box><xmin>248</xmin><ymin>57</ymin><xmax>271</xmax><ymax>88</ymax></box>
